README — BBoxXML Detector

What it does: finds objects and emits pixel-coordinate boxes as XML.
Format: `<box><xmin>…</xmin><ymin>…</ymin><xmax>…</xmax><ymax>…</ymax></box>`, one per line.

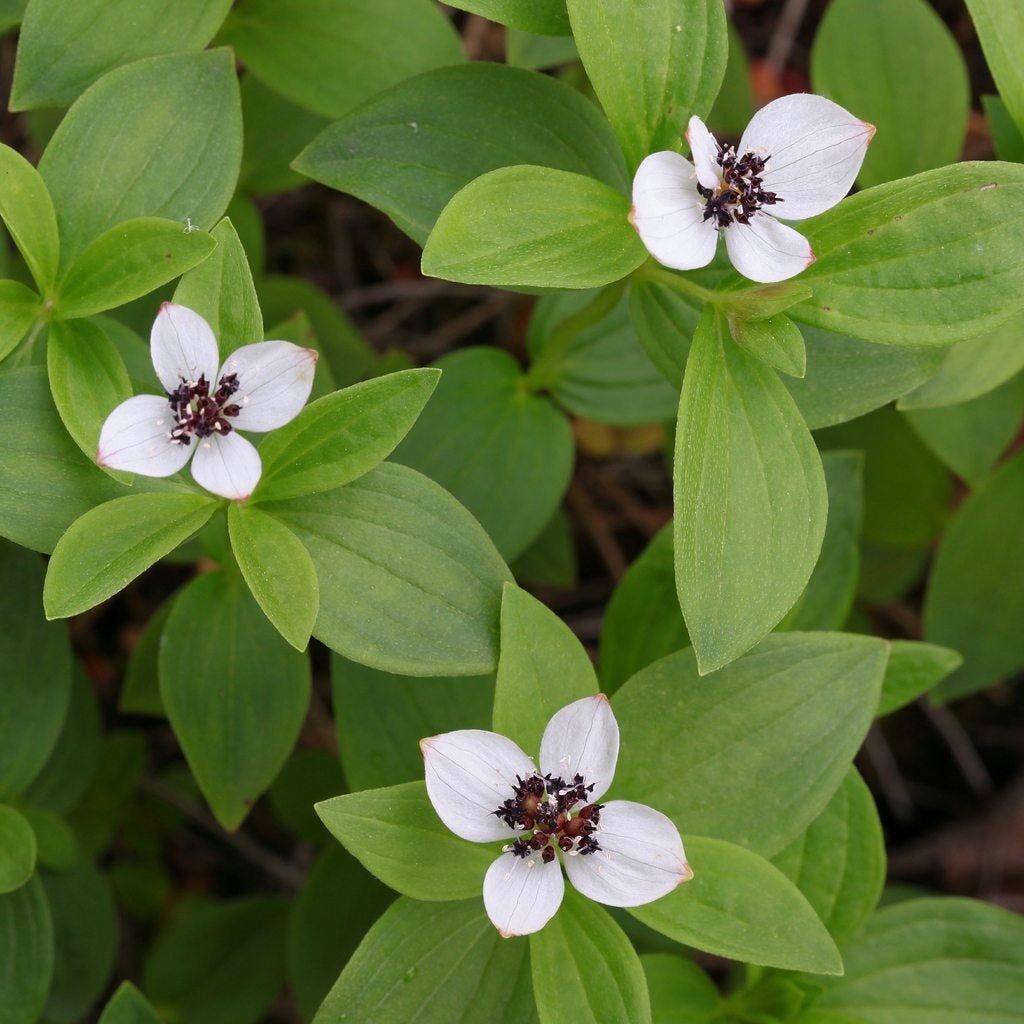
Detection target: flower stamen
<box><xmin>698</xmin><ymin>144</ymin><xmax>782</xmax><ymax>229</ymax></box>
<box><xmin>167</xmin><ymin>372</ymin><xmax>242</xmax><ymax>446</ymax></box>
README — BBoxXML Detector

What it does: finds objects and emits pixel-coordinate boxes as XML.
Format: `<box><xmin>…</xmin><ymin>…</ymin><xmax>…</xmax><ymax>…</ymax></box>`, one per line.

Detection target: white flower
<box><xmin>631</xmin><ymin>94</ymin><xmax>875</xmax><ymax>284</ymax></box>
<box><xmin>97</xmin><ymin>303</ymin><xmax>317</xmax><ymax>501</ymax></box>
<box><xmin>421</xmin><ymin>695</ymin><xmax>691</xmax><ymax>937</ymax></box>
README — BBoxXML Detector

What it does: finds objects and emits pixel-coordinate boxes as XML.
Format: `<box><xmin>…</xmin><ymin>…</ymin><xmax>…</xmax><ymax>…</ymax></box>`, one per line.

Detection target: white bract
<box><xmin>97</xmin><ymin>303</ymin><xmax>317</xmax><ymax>500</ymax></box>
<box><xmin>422</xmin><ymin>695</ymin><xmax>691</xmax><ymax>937</ymax></box>
<box><xmin>631</xmin><ymin>94</ymin><xmax>875</xmax><ymax>283</ymax></box>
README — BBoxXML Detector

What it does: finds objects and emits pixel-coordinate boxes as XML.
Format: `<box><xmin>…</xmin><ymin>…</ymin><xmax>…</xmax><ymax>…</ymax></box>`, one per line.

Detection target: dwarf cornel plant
<box><xmin>1</xmin><ymin>1</ymin><xmax>1024</xmax><ymax>1022</ymax></box>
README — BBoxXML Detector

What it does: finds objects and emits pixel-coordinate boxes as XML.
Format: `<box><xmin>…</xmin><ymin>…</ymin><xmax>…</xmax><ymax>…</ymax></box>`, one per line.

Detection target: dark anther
<box><xmin>164</xmin><ymin>371</ymin><xmax>243</xmax><ymax>445</ymax></box>
<box><xmin>700</xmin><ymin>144</ymin><xmax>781</xmax><ymax>229</ymax></box>
<box><xmin>494</xmin><ymin>771</ymin><xmax>602</xmax><ymax>860</ymax></box>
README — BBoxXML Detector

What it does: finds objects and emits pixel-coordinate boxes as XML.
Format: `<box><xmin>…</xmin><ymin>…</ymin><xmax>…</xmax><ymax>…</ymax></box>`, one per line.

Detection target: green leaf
<box><xmin>159</xmin><ymin>571</ymin><xmax>311</xmax><ymax>830</ymax></box>
<box><xmin>674</xmin><ymin>309</ymin><xmax>827</xmax><ymax>673</ymax></box>
<box><xmin>493</xmin><ymin>584</ymin><xmax>598</xmax><ymax>752</ymax></box>
<box><xmin>729</xmin><ymin>313</ymin><xmax>806</xmax><ymax>378</ymax></box>
<box><xmin>0</xmin><ymin>876</ymin><xmax>54</xmax><ymax>1024</ymax></box>
<box><xmin>98</xmin><ymin>982</ymin><xmax>162</xmax><ymax>1024</ymax></box>
<box><xmin>0</xmin><ymin>540</ymin><xmax>72</xmax><ymax>801</ymax></box>
<box><xmin>12</xmin><ymin>0</ymin><xmax>231</xmax><ymax>109</ymax></box>
<box><xmin>612</xmin><ymin>633</ymin><xmax>888</xmax><ymax>856</ymax></box>
<box><xmin>810</xmin><ymin>0</ymin><xmax>968</xmax><ymax>187</ymax></box>
<box><xmin>898</xmin><ymin>317</ymin><xmax>1024</xmax><ymax>409</ymax></box>
<box><xmin>222</xmin><ymin>0</ymin><xmax>463</xmax><ymax>120</ymax></box>
<box><xmin>296</xmin><ymin>62</ymin><xmax>627</xmax><ymax>246</ymax></box>
<box><xmin>0</xmin><ymin>0</ymin><xmax>25</xmax><ymax>33</ymax></box>
<box><xmin>779</xmin><ymin>451</ymin><xmax>863</xmax><ymax>632</ymax></box>
<box><xmin>877</xmin><ymin>640</ymin><xmax>962</xmax><ymax>716</ymax></box>
<box><xmin>267</xmin><ymin>748</ymin><xmax>346</xmax><ymax>844</ymax></box>
<box><xmin>630</xmin><ymin>836</ymin><xmax>842</xmax><ymax>975</ymax></box>
<box><xmin>54</xmin><ymin>217</ymin><xmax>216</xmax><ymax>320</ymax></box>
<box><xmin>771</xmin><ymin>770</ymin><xmax>884</xmax><ymax>946</ymax></box>
<box><xmin>286</xmin><ymin>848</ymin><xmax>394</xmax><ymax>1021</ymax></box>
<box><xmin>903</xmin><ymin>373</ymin><xmax>1024</xmax><ymax>485</ymax></box>
<box><xmin>806</xmin><ymin>897</ymin><xmax>1024</xmax><ymax>1023</ymax></box>
<box><xmin>46</xmin><ymin>318</ymin><xmax>132</xmax><ymax>465</ymax></box>
<box><xmin>312</xmin><ymin>897</ymin><xmax>533</xmax><ymax>1024</ymax></box>
<box><xmin>0</xmin><ymin>806</ymin><xmax>36</xmax><ymax>894</ymax></box>
<box><xmin>257</xmin><ymin>274</ymin><xmax>374</xmax><ymax>388</ymax></box>
<box><xmin>965</xmin><ymin>0</ymin><xmax>1024</xmax><ymax>136</ymax></box>
<box><xmin>507</xmin><ymin>27</ymin><xmax>578</xmax><ymax>69</ymax></box>
<box><xmin>423</xmin><ymin>166</ymin><xmax>646</xmax><ymax>290</ymax></box>
<box><xmin>0</xmin><ymin>367</ymin><xmax>125</xmax><ymax>552</ymax></box>
<box><xmin>331</xmin><ymin>654</ymin><xmax>494</xmax><ymax>791</ymax></box>
<box><xmin>254</xmin><ymin>368</ymin><xmax>440</xmax><ymax>502</ymax></box>
<box><xmin>449</xmin><ymin>0</ymin><xmax>568</xmax><ymax>33</ymax></box>
<box><xmin>641</xmin><ymin>954</ymin><xmax>720</xmax><ymax>1024</ymax></box>
<box><xmin>526</xmin><ymin>289</ymin><xmax>679</xmax><ymax>426</ymax></box>
<box><xmin>393</xmin><ymin>348</ymin><xmax>573</xmax><ymax>561</ymax></box>
<box><xmin>23</xmin><ymin>667</ymin><xmax>101</xmax><ymax>814</ymax></box>
<box><xmin>924</xmin><ymin>452</ymin><xmax>1024</xmax><ymax>701</ymax></box>
<box><xmin>39</xmin><ymin>49</ymin><xmax>241</xmax><ymax>267</ymax></box>
<box><xmin>316</xmin><ymin>781</ymin><xmax>495</xmax><ymax>901</ymax></box>
<box><xmin>263</xmin><ymin>462</ymin><xmax>513</xmax><ymax>676</ymax></box>
<box><xmin>818</xmin><ymin>407</ymin><xmax>951</xmax><ymax>549</ymax></box>
<box><xmin>0</xmin><ymin>143</ymin><xmax>59</xmax><ymax>290</ymax></box>
<box><xmin>0</xmin><ymin>280</ymin><xmax>41</xmax><ymax>363</ymax></box>
<box><xmin>599</xmin><ymin>525</ymin><xmax>688</xmax><ymax>693</ymax></box>
<box><xmin>119</xmin><ymin>598</ymin><xmax>170</xmax><ymax>716</ymax></box>
<box><xmin>173</xmin><ymin>217</ymin><xmax>263</xmax><ymax>352</ymax></box>
<box><xmin>43</xmin><ymin>492</ymin><xmax>218</xmax><ymax>619</ymax></box>
<box><xmin>707</xmin><ymin>21</ymin><xmax>754</xmax><ymax>136</ymax></box>
<box><xmin>983</xmin><ymin>93</ymin><xmax>1024</xmax><ymax>162</ymax></box>
<box><xmin>142</xmin><ymin>896</ymin><xmax>288</xmax><ymax>1024</ymax></box>
<box><xmin>239</xmin><ymin>75</ymin><xmax>329</xmax><ymax>197</ymax></box>
<box><xmin>228</xmin><ymin>504</ymin><xmax>319</xmax><ymax>651</ymax></box>
<box><xmin>786</xmin><ymin>323</ymin><xmax>947</xmax><ymax>429</ymax></box>
<box><xmin>21</xmin><ymin>808</ymin><xmax>76</xmax><ymax>872</ymax></box>
<box><xmin>511</xmin><ymin>509</ymin><xmax>578</xmax><ymax>589</ymax></box>
<box><xmin>40</xmin><ymin>860</ymin><xmax>117</xmax><ymax>1024</ymax></box>
<box><xmin>565</xmin><ymin>0</ymin><xmax>728</xmax><ymax>172</ymax></box>
<box><xmin>790</xmin><ymin>163</ymin><xmax>1024</xmax><ymax>347</ymax></box>
<box><xmin>532</xmin><ymin>890</ymin><xmax>651</xmax><ymax>1024</ymax></box>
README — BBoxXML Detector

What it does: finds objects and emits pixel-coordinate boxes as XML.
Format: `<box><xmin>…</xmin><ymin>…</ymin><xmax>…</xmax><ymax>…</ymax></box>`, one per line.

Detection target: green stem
<box><xmin>523</xmin><ymin>277</ymin><xmax>628</xmax><ymax>391</ymax></box>
<box><xmin>633</xmin><ymin>259</ymin><xmax>717</xmax><ymax>304</ymax></box>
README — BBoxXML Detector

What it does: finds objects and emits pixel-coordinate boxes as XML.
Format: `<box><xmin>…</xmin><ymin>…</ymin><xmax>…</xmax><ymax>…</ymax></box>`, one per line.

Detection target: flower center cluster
<box><xmin>698</xmin><ymin>144</ymin><xmax>781</xmax><ymax>228</ymax></box>
<box><xmin>493</xmin><ymin>772</ymin><xmax>603</xmax><ymax>863</ymax></box>
<box><xmin>167</xmin><ymin>374</ymin><xmax>241</xmax><ymax>446</ymax></box>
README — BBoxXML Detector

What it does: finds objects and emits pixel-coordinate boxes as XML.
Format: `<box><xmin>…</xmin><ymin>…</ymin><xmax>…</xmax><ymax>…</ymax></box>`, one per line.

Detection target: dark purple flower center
<box><xmin>493</xmin><ymin>772</ymin><xmax>603</xmax><ymax>863</ymax></box>
<box><xmin>167</xmin><ymin>373</ymin><xmax>241</xmax><ymax>446</ymax></box>
<box><xmin>698</xmin><ymin>144</ymin><xmax>781</xmax><ymax>228</ymax></box>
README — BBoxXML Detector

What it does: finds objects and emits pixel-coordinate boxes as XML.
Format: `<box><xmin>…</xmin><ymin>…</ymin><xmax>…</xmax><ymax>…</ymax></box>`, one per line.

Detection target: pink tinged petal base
<box><xmin>483</xmin><ymin>851</ymin><xmax>565</xmax><ymax>937</ymax></box>
<box><xmin>190</xmin><ymin>430</ymin><xmax>262</xmax><ymax>501</ymax></box>
<box><xmin>686</xmin><ymin>116</ymin><xmax>722</xmax><ymax>191</ymax></box>
<box><xmin>96</xmin><ymin>394</ymin><xmax>193</xmax><ymax>477</ymax></box>
<box><xmin>564</xmin><ymin>801</ymin><xmax>690</xmax><ymax>908</ymax></box>
<box><xmin>219</xmin><ymin>341</ymin><xmax>318</xmax><ymax>432</ymax></box>
<box><xmin>422</xmin><ymin>730</ymin><xmax>536</xmax><ymax>844</ymax></box>
<box><xmin>740</xmin><ymin>93</ymin><xmax>875</xmax><ymax>220</ymax></box>
<box><xmin>150</xmin><ymin>303</ymin><xmax>220</xmax><ymax>393</ymax></box>
<box><xmin>539</xmin><ymin>695</ymin><xmax>619</xmax><ymax>802</ymax></box>
<box><xmin>725</xmin><ymin>213</ymin><xmax>815</xmax><ymax>284</ymax></box>
<box><xmin>631</xmin><ymin>152</ymin><xmax>719</xmax><ymax>273</ymax></box>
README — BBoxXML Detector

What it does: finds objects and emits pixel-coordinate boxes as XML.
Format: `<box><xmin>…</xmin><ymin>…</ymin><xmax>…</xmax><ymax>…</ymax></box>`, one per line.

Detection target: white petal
<box><xmin>483</xmin><ymin>851</ymin><xmax>564</xmax><ymax>937</ymax></box>
<box><xmin>739</xmin><ymin>93</ymin><xmax>875</xmax><ymax>220</ymax></box>
<box><xmin>685</xmin><ymin>116</ymin><xmax>721</xmax><ymax>190</ymax></box>
<box><xmin>725</xmin><ymin>213</ymin><xmax>815</xmax><ymax>284</ymax></box>
<box><xmin>422</xmin><ymin>730</ymin><xmax>536</xmax><ymax>843</ymax></box>
<box><xmin>150</xmin><ymin>303</ymin><xmax>221</xmax><ymax>393</ymax></box>
<box><xmin>631</xmin><ymin>151</ymin><xmax>719</xmax><ymax>272</ymax></box>
<box><xmin>564</xmin><ymin>801</ymin><xmax>690</xmax><ymax>908</ymax></box>
<box><xmin>539</xmin><ymin>695</ymin><xmax>619</xmax><ymax>801</ymax></box>
<box><xmin>217</xmin><ymin>341</ymin><xmax>318</xmax><ymax>432</ymax></box>
<box><xmin>96</xmin><ymin>394</ymin><xmax>193</xmax><ymax>477</ymax></box>
<box><xmin>190</xmin><ymin>430</ymin><xmax>262</xmax><ymax>501</ymax></box>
